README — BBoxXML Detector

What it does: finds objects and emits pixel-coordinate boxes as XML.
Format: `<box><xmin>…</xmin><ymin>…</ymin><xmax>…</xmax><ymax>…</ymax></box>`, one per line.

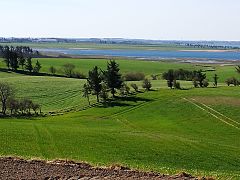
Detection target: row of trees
<box><xmin>82</xmin><ymin>60</ymin><xmax>154</xmax><ymax>105</ymax></box>
<box><xmin>163</xmin><ymin>69</ymin><xmax>210</xmax><ymax>89</ymax></box>
<box><xmin>163</xmin><ymin>66</ymin><xmax>240</xmax><ymax>89</ymax></box>
<box><xmin>0</xmin><ymin>45</ymin><xmax>41</xmax><ymax>73</ymax></box>
<box><xmin>0</xmin><ymin>82</ymin><xmax>41</xmax><ymax>116</ymax></box>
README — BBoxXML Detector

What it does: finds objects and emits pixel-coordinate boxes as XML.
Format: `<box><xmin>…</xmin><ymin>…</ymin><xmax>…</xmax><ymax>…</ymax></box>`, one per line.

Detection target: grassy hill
<box><xmin>0</xmin><ymin>59</ymin><xmax>239</xmax><ymax>178</ymax></box>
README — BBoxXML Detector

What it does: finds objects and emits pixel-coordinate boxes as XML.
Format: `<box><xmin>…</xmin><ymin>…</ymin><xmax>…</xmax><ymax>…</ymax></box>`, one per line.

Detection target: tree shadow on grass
<box><xmin>96</xmin><ymin>95</ymin><xmax>152</xmax><ymax>108</ymax></box>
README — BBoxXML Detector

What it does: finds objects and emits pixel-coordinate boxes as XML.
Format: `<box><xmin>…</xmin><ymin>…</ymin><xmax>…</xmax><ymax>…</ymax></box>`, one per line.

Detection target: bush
<box><xmin>120</xmin><ymin>83</ymin><xmax>131</xmax><ymax>97</ymax></box>
<box><xmin>63</xmin><ymin>63</ymin><xmax>75</xmax><ymax>77</ymax></box>
<box><xmin>151</xmin><ymin>74</ymin><xmax>158</xmax><ymax>80</ymax></box>
<box><xmin>203</xmin><ymin>80</ymin><xmax>209</xmax><ymax>87</ymax></box>
<box><xmin>142</xmin><ymin>79</ymin><xmax>152</xmax><ymax>91</ymax></box>
<box><xmin>173</xmin><ymin>80</ymin><xmax>181</xmax><ymax>89</ymax></box>
<box><xmin>72</xmin><ymin>71</ymin><xmax>86</xmax><ymax>79</ymax></box>
<box><xmin>130</xmin><ymin>83</ymin><xmax>139</xmax><ymax>92</ymax></box>
<box><xmin>193</xmin><ymin>78</ymin><xmax>199</xmax><ymax>88</ymax></box>
<box><xmin>124</xmin><ymin>72</ymin><xmax>145</xmax><ymax>81</ymax></box>
<box><xmin>225</xmin><ymin>77</ymin><xmax>239</xmax><ymax>86</ymax></box>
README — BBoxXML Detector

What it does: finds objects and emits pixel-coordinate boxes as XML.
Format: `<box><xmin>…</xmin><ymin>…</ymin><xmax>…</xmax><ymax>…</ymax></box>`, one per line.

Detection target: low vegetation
<box><xmin>0</xmin><ymin>52</ymin><xmax>239</xmax><ymax>178</ymax></box>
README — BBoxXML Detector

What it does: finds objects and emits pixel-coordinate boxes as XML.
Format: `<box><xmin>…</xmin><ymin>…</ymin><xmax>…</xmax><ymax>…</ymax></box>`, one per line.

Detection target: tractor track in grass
<box><xmin>191</xmin><ymin>98</ymin><xmax>240</xmax><ymax>126</ymax></box>
<box><xmin>33</xmin><ymin>124</ymin><xmax>60</xmax><ymax>158</ymax></box>
<box><xmin>183</xmin><ymin>98</ymin><xmax>240</xmax><ymax>130</ymax></box>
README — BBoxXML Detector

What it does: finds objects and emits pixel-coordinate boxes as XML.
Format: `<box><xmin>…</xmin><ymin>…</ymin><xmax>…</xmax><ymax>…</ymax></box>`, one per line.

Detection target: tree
<box><xmin>0</xmin><ymin>82</ymin><xmax>14</xmax><ymax>115</ymax></box>
<box><xmin>142</xmin><ymin>78</ymin><xmax>152</xmax><ymax>91</ymax></box>
<box><xmin>9</xmin><ymin>49</ymin><xmax>19</xmax><ymax>71</ymax></box>
<box><xmin>103</xmin><ymin>60</ymin><xmax>123</xmax><ymax>97</ymax></box>
<box><xmin>87</xmin><ymin>66</ymin><xmax>103</xmax><ymax>102</ymax></box>
<box><xmin>63</xmin><ymin>63</ymin><xmax>75</xmax><ymax>77</ymax></box>
<box><xmin>213</xmin><ymin>74</ymin><xmax>219</xmax><ymax>87</ymax></box>
<box><xmin>49</xmin><ymin>66</ymin><xmax>57</xmax><ymax>75</ymax></box>
<box><xmin>33</xmin><ymin>60</ymin><xmax>42</xmax><ymax>73</ymax></box>
<box><xmin>236</xmin><ymin>66</ymin><xmax>240</xmax><ymax>74</ymax></box>
<box><xmin>7</xmin><ymin>98</ymin><xmax>19</xmax><ymax>115</ymax></box>
<box><xmin>18</xmin><ymin>55</ymin><xmax>26</xmax><ymax>70</ymax></box>
<box><xmin>2</xmin><ymin>46</ymin><xmax>11</xmax><ymax>69</ymax></box>
<box><xmin>82</xmin><ymin>83</ymin><xmax>91</xmax><ymax>105</ymax></box>
<box><xmin>164</xmin><ymin>69</ymin><xmax>175</xmax><ymax>89</ymax></box>
<box><xmin>195</xmin><ymin>70</ymin><xmax>206</xmax><ymax>88</ymax></box>
<box><xmin>25</xmin><ymin>57</ymin><xmax>33</xmax><ymax>72</ymax></box>
<box><xmin>99</xmin><ymin>83</ymin><xmax>109</xmax><ymax>104</ymax></box>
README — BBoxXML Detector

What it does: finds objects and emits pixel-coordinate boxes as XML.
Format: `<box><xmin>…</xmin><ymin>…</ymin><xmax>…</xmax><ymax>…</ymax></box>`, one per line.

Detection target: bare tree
<box><xmin>0</xmin><ymin>82</ymin><xmax>14</xmax><ymax>115</ymax></box>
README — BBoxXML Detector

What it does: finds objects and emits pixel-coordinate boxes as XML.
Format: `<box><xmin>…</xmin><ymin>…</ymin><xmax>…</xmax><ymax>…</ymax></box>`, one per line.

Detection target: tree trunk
<box><xmin>96</xmin><ymin>94</ymin><xmax>99</xmax><ymax>102</ymax></box>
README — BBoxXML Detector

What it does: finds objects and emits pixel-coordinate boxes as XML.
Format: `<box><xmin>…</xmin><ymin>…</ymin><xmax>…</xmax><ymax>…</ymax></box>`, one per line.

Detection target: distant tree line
<box><xmin>0</xmin><ymin>82</ymin><xmax>41</xmax><ymax>116</ymax></box>
<box><xmin>163</xmin><ymin>66</ymin><xmax>240</xmax><ymax>89</ymax></box>
<box><xmin>0</xmin><ymin>45</ymin><xmax>41</xmax><ymax>73</ymax></box>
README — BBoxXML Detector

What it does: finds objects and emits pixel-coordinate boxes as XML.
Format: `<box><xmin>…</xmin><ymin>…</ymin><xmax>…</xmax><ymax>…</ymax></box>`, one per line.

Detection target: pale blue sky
<box><xmin>0</xmin><ymin>0</ymin><xmax>239</xmax><ymax>40</ymax></box>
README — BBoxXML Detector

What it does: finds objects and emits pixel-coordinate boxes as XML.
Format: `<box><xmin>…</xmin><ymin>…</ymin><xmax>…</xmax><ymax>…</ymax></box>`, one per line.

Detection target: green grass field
<box><xmin>1</xmin><ymin>57</ymin><xmax>239</xmax><ymax>83</ymax></box>
<box><xmin>0</xmin><ymin>58</ymin><xmax>239</xmax><ymax>179</ymax></box>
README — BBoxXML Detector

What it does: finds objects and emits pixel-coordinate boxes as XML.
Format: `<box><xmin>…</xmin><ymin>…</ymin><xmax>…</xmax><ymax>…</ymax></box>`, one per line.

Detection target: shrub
<box><xmin>120</xmin><ymin>83</ymin><xmax>131</xmax><ymax>97</ymax></box>
<box><xmin>63</xmin><ymin>63</ymin><xmax>75</xmax><ymax>77</ymax></box>
<box><xmin>203</xmin><ymin>79</ymin><xmax>209</xmax><ymax>88</ymax></box>
<box><xmin>173</xmin><ymin>80</ymin><xmax>181</xmax><ymax>89</ymax></box>
<box><xmin>225</xmin><ymin>77</ymin><xmax>239</xmax><ymax>86</ymax></box>
<box><xmin>193</xmin><ymin>78</ymin><xmax>199</xmax><ymax>88</ymax></box>
<box><xmin>72</xmin><ymin>71</ymin><xmax>86</xmax><ymax>79</ymax></box>
<box><xmin>151</xmin><ymin>74</ymin><xmax>158</xmax><ymax>80</ymax></box>
<box><xmin>124</xmin><ymin>72</ymin><xmax>145</xmax><ymax>81</ymax></box>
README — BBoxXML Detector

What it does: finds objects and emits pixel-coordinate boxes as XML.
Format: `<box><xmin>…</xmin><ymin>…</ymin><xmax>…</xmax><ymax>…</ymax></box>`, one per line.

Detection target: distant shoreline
<box><xmin>179</xmin><ymin>49</ymin><xmax>240</xmax><ymax>53</ymax></box>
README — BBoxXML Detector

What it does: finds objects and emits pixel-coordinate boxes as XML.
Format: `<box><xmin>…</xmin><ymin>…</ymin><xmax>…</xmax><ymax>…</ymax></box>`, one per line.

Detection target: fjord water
<box><xmin>39</xmin><ymin>48</ymin><xmax>240</xmax><ymax>61</ymax></box>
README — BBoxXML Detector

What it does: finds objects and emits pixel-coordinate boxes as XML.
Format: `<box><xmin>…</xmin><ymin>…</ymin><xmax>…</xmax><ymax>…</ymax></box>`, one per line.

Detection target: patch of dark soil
<box><xmin>0</xmin><ymin>157</ymin><xmax>213</xmax><ymax>180</ymax></box>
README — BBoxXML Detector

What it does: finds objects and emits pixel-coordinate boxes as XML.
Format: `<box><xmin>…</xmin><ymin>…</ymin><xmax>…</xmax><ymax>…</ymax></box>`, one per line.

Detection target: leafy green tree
<box><xmin>18</xmin><ymin>55</ymin><xmax>26</xmax><ymax>70</ymax></box>
<box><xmin>0</xmin><ymin>82</ymin><xmax>14</xmax><ymax>115</ymax></box>
<box><xmin>142</xmin><ymin>78</ymin><xmax>152</xmax><ymax>91</ymax></box>
<box><xmin>2</xmin><ymin>46</ymin><xmax>11</xmax><ymax>69</ymax></box>
<box><xmin>25</xmin><ymin>57</ymin><xmax>33</xmax><ymax>72</ymax></box>
<box><xmin>103</xmin><ymin>60</ymin><xmax>123</xmax><ymax>97</ymax></box>
<box><xmin>99</xmin><ymin>82</ymin><xmax>109</xmax><ymax>104</ymax></box>
<box><xmin>9</xmin><ymin>50</ymin><xmax>19</xmax><ymax>71</ymax></box>
<box><xmin>33</xmin><ymin>60</ymin><xmax>42</xmax><ymax>73</ymax></box>
<box><xmin>196</xmin><ymin>70</ymin><xmax>206</xmax><ymax>88</ymax></box>
<box><xmin>213</xmin><ymin>74</ymin><xmax>219</xmax><ymax>87</ymax></box>
<box><xmin>88</xmin><ymin>66</ymin><xmax>103</xmax><ymax>102</ymax></box>
<box><xmin>82</xmin><ymin>83</ymin><xmax>91</xmax><ymax>105</ymax></box>
<box><xmin>164</xmin><ymin>69</ymin><xmax>175</xmax><ymax>89</ymax></box>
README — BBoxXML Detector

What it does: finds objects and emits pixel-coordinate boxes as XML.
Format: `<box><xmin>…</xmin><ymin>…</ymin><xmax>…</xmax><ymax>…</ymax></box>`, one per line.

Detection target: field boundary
<box><xmin>183</xmin><ymin>98</ymin><xmax>240</xmax><ymax>130</ymax></box>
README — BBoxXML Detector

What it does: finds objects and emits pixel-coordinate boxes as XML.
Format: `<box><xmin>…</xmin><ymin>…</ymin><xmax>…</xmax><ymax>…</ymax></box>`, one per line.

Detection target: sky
<box><xmin>0</xmin><ymin>0</ymin><xmax>240</xmax><ymax>41</ymax></box>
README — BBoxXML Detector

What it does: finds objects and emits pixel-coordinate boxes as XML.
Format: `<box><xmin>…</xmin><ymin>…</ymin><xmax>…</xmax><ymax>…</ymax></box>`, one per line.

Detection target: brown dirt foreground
<box><xmin>0</xmin><ymin>157</ymin><xmax>214</xmax><ymax>180</ymax></box>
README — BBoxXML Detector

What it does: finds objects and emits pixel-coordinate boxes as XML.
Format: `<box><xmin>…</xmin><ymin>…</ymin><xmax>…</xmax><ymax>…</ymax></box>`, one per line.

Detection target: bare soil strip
<box><xmin>0</xmin><ymin>157</ymin><xmax>211</xmax><ymax>180</ymax></box>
